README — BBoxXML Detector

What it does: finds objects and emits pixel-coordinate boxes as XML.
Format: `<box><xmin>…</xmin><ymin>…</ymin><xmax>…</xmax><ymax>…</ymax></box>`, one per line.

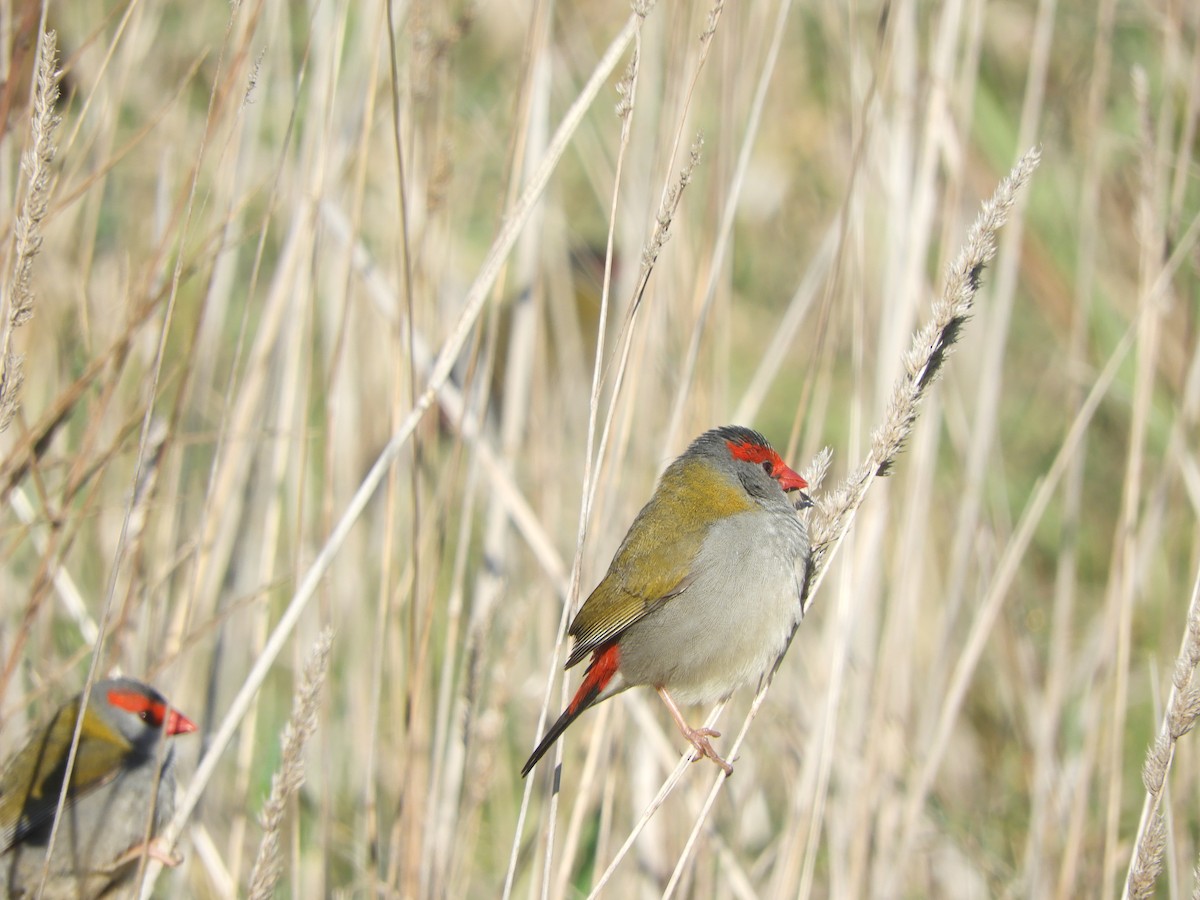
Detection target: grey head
<box><xmin>680</xmin><ymin>425</ymin><xmax>811</xmax><ymax>508</ymax></box>
<box><xmin>85</xmin><ymin>678</ymin><xmax>196</xmax><ymax>753</ymax></box>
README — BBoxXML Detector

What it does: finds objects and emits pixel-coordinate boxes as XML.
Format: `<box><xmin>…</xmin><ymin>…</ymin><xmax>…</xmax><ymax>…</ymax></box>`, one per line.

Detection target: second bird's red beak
<box><xmin>166</xmin><ymin>709</ymin><xmax>198</xmax><ymax>736</ymax></box>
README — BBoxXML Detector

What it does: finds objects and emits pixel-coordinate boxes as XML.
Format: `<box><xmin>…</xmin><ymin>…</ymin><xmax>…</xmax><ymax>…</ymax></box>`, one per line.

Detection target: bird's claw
<box><xmin>147</xmin><ymin>837</ymin><xmax>183</xmax><ymax>867</ymax></box>
<box><xmin>683</xmin><ymin>726</ymin><xmax>734</xmax><ymax>776</ymax></box>
<box><xmin>107</xmin><ymin>837</ymin><xmax>182</xmax><ymax>872</ymax></box>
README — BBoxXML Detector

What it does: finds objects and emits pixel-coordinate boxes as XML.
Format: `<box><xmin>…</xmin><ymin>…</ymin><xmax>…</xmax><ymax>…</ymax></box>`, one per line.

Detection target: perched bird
<box><xmin>0</xmin><ymin>677</ymin><xmax>197</xmax><ymax>899</ymax></box>
<box><xmin>522</xmin><ymin>425</ymin><xmax>811</xmax><ymax>777</ymax></box>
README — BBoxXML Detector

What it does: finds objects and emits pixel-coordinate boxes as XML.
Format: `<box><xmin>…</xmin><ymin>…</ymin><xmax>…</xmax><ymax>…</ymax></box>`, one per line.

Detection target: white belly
<box><xmin>617</xmin><ymin>507</ymin><xmax>807</xmax><ymax>705</ymax></box>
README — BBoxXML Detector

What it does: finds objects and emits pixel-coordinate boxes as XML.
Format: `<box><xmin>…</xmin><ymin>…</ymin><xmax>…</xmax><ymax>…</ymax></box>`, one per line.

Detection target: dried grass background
<box><xmin>0</xmin><ymin>1</ymin><xmax>1196</xmax><ymax>898</ymax></box>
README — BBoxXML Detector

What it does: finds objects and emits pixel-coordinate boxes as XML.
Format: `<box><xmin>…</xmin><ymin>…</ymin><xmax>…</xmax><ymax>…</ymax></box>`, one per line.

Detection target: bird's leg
<box><xmin>104</xmin><ymin>837</ymin><xmax>183</xmax><ymax>872</ymax></box>
<box><xmin>656</xmin><ymin>686</ymin><xmax>734</xmax><ymax>776</ymax></box>
<box><xmin>144</xmin><ymin>837</ymin><xmax>183</xmax><ymax>867</ymax></box>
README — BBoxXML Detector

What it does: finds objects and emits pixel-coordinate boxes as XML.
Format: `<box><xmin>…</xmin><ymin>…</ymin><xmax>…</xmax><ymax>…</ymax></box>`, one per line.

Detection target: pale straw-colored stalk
<box><xmin>247</xmin><ymin>627</ymin><xmax>333</xmax><ymax>900</ymax></box>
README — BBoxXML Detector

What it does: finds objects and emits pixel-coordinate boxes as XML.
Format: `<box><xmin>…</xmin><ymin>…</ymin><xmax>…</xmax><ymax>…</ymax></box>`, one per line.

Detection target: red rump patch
<box><xmin>568</xmin><ymin>642</ymin><xmax>620</xmax><ymax>715</ymax></box>
<box><xmin>725</xmin><ymin>438</ymin><xmax>808</xmax><ymax>492</ymax></box>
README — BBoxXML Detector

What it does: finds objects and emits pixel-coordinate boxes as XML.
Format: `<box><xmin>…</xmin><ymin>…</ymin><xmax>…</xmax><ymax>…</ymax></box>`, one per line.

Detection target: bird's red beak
<box><xmin>774</xmin><ymin>463</ymin><xmax>808</xmax><ymax>493</ymax></box>
<box><xmin>166</xmin><ymin>709</ymin><xmax>198</xmax><ymax>736</ymax></box>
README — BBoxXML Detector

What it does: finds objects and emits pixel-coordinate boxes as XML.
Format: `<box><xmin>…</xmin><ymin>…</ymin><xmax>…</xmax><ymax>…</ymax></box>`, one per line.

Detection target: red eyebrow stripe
<box><xmin>107</xmin><ymin>688</ymin><xmax>165</xmax><ymax>727</ymax></box>
<box><xmin>725</xmin><ymin>438</ymin><xmax>776</xmax><ymax>465</ymax></box>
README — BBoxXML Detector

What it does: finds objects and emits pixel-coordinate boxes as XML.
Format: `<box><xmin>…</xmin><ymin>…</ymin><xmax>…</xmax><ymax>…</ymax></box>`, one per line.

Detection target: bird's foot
<box><xmin>146</xmin><ymin>837</ymin><xmax>183</xmax><ymax>867</ymax></box>
<box><xmin>656</xmin><ymin>686</ymin><xmax>736</xmax><ymax>776</ymax></box>
<box><xmin>106</xmin><ymin>837</ymin><xmax>182</xmax><ymax>872</ymax></box>
<box><xmin>682</xmin><ymin>726</ymin><xmax>734</xmax><ymax>776</ymax></box>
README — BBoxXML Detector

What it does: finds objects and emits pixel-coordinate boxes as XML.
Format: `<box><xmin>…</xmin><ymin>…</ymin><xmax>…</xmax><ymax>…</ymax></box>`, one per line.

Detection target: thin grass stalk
<box><xmin>0</xmin><ymin>27</ymin><xmax>60</xmax><ymax>705</ymax></box>
<box><xmin>1140</xmin><ymin>45</ymin><xmax>1198</xmax><ymax>900</ymax></box>
<box><xmin>1138</xmin><ymin>40</ymin><xmax>1200</xmax><ymax>888</ymax></box>
<box><xmin>207</xmin><ymin>61</ymin><xmax>319</xmax><ymax>879</ymax></box>
<box><xmin>587</xmin><ymin>728</ymin><xmax>711</xmax><ymax>898</ymax></box>
<box><xmin>732</xmin><ymin>224</ymin><xmax>836</xmax><ymax>426</ymax></box>
<box><xmin>323</xmin><ymin>12</ymin><xmax>386</xmax><ymax>885</ymax></box>
<box><xmin>204</xmin><ymin>214</ymin><xmax>313</xmax><ymax>888</ymax></box>
<box><xmin>181</xmin><ymin>23</ymin><xmax>301</xmax><ymax>653</ymax></box>
<box><xmin>1103</xmin><ymin>67</ymin><xmax>1166</xmax><ymax>894</ymax></box>
<box><xmin>0</xmin><ymin>29</ymin><xmax>57</xmax><ymax>435</ymax></box>
<box><xmin>656</xmin><ymin>0</ymin><xmax>776</xmax><ymax>454</ymax></box>
<box><xmin>924</xmin><ymin>0</ymin><xmax>1052</xmax><ymax>774</ymax></box>
<box><xmin>1123</xmin><ymin>569</ymin><xmax>1200</xmax><ymax>898</ymax></box>
<box><xmin>818</xmin><ymin>0</ymin><xmax>977</xmax><ymax>889</ymax></box>
<box><xmin>537</xmin><ymin>37</ymin><xmax>645</xmax><ymax>900</ymax></box>
<box><xmin>237</xmin><ymin>220</ymin><xmax>315</xmax><ymax>885</ymax></box>
<box><xmin>9</xmin><ymin>486</ymin><xmax>98</xmax><ymax>644</ymax></box>
<box><xmin>150</xmin><ymin>17</ymin><xmax>262</xmax><ymax>662</ymax></box>
<box><xmin>247</xmin><ymin>628</ymin><xmax>333</xmax><ymax>900</ymax></box>
<box><xmin>282</xmin><ymin>7</ymin><xmax>348</xmax><ymax>891</ymax></box>
<box><xmin>1053</xmin><ymin>194</ymin><xmax>1200</xmax><ymax>896</ymax></box>
<box><xmin>1025</xmin><ymin>0</ymin><xmax>1116</xmax><ymax>889</ymax></box>
<box><xmin>554</xmin><ymin>701</ymin><xmax>618</xmax><ymax>899</ymax></box>
<box><xmin>771</xmin><ymin>40</ymin><xmax>878</xmax><ymax>900</ymax></box>
<box><xmin>12</xmin><ymin>31</ymin><xmax>95</xmax><ymax>896</ymax></box>
<box><xmin>463</xmin><ymin>2</ymin><xmax>557</xmax><ymax>895</ymax></box>
<box><xmin>561</xmin><ymin>130</ymin><xmax>706</xmax><ymax>892</ymax></box>
<box><xmin>320</xmin><ymin>200</ymin><xmax>569</xmax><ymax>587</ymax></box>
<box><xmin>383</xmin><ymin>0</ymin><xmax>430</xmax><ymax>887</ymax></box>
<box><xmin>508</xmin><ymin>12</ymin><xmax>658</xmax><ymax>898</ymax></box>
<box><xmin>426</xmin><ymin>389</ymin><xmax>489</xmax><ymax>895</ymax></box>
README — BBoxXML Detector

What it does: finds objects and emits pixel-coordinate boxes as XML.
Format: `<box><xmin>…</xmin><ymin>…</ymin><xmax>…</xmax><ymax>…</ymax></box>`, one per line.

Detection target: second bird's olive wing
<box><xmin>0</xmin><ymin>701</ymin><xmax>130</xmax><ymax>853</ymax></box>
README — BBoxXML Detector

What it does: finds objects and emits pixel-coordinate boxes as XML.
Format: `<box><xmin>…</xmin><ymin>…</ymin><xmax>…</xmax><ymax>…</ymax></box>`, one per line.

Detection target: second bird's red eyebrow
<box><xmin>107</xmin><ymin>688</ymin><xmax>165</xmax><ymax>726</ymax></box>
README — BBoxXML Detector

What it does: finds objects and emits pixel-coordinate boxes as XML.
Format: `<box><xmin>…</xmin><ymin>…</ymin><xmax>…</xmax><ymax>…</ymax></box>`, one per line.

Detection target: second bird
<box><xmin>522</xmin><ymin>425</ymin><xmax>811</xmax><ymax>777</ymax></box>
<box><xmin>0</xmin><ymin>677</ymin><xmax>197</xmax><ymax>899</ymax></box>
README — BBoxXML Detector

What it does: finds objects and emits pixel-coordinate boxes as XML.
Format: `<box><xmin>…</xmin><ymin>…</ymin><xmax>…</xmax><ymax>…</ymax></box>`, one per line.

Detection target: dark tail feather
<box><xmin>521</xmin><ymin>642</ymin><xmax>620</xmax><ymax>777</ymax></box>
<box><xmin>520</xmin><ymin>706</ymin><xmax>582</xmax><ymax>777</ymax></box>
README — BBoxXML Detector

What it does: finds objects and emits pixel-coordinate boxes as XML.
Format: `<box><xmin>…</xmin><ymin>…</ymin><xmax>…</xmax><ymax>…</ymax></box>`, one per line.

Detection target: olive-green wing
<box><xmin>0</xmin><ymin>700</ymin><xmax>130</xmax><ymax>853</ymax></box>
<box><xmin>565</xmin><ymin>459</ymin><xmax>754</xmax><ymax>669</ymax></box>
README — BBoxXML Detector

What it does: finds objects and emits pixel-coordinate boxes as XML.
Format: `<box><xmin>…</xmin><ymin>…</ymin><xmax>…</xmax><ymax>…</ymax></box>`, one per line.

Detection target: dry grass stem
<box><xmin>806</xmin><ymin>147</ymin><xmax>1042</xmax><ymax>610</ymax></box>
<box><xmin>1124</xmin><ymin>571</ymin><xmax>1200</xmax><ymax>898</ymax></box>
<box><xmin>665</xmin><ymin>0</ymin><xmax>796</xmax><ymax>452</ymax></box>
<box><xmin>0</xmin><ymin>30</ymin><xmax>59</xmax><ymax>435</ymax></box>
<box><xmin>248</xmin><ymin>627</ymin><xmax>334</xmax><ymax>900</ymax></box>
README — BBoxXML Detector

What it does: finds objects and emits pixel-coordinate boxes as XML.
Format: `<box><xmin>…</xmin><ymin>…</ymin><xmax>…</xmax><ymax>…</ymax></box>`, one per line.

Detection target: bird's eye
<box><xmin>139</xmin><ymin>711</ymin><xmax>152</xmax><ymax>722</ymax></box>
<box><xmin>762</xmin><ymin>461</ymin><xmax>773</xmax><ymax>476</ymax></box>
